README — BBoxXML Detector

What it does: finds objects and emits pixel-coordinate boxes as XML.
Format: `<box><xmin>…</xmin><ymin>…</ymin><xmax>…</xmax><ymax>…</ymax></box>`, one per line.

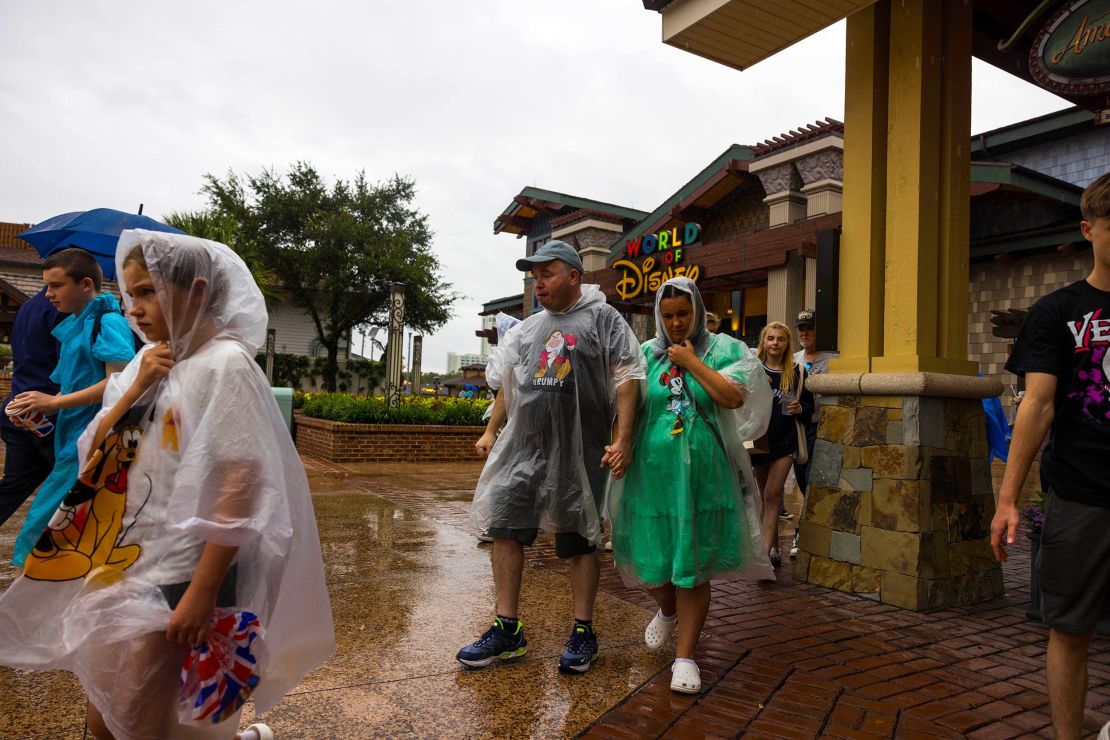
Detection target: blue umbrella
<box><xmin>17</xmin><ymin>208</ymin><xmax>184</xmax><ymax>280</ymax></box>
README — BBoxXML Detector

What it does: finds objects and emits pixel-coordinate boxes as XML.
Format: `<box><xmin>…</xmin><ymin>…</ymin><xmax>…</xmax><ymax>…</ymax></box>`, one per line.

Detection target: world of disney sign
<box><xmin>613</xmin><ymin>222</ymin><xmax>703</xmax><ymax>301</ymax></box>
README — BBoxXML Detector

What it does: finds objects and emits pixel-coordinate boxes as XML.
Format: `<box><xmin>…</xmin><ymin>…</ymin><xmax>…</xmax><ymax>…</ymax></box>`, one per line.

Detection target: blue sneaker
<box><xmin>456</xmin><ymin>618</ymin><xmax>528</xmax><ymax>668</ymax></box>
<box><xmin>559</xmin><ymin>623</ymin><xmax>599</xmax><ymax>674</ymax></box>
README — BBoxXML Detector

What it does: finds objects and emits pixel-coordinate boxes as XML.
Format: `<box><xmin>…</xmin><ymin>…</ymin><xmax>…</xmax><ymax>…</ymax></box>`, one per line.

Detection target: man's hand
<box><xmin>990</xmin><ymin>501</ymin><xmax>1020</xmax><ymax>563</ymax></box>
<box><xmin>135</xmin><ymin>343</ymin><xmax>174</xmax><ymax>392</ymax></box>
<box><xmin>166</xmin><ymin>584</ymin><xmax>217</xmax><ymax>647</ymax></box>
<box><xmin>601</xmin><ymin>437</ymin><xmax>633</xmax><ymax>479</ymax></box>
<box><xmin>666</xmin><ymin>340</ymin><xmax>697</xmax><ymax>370</ymax></box>
<box><xmin>475</xmin><ymin>430</ymin><xmax>497</xmax><ymax>457</ymax></box>
<box><xmin>8</xmin><ymin>391</ymin><xmax>59</xmax><ymax>416</ymax></box>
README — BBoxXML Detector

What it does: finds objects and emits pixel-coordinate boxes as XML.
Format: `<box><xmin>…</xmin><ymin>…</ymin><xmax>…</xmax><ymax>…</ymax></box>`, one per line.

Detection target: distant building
<box><xmin>446</xmin><ymin>352</ymin><xmax>489</xmax><ymax>374</ymax></box>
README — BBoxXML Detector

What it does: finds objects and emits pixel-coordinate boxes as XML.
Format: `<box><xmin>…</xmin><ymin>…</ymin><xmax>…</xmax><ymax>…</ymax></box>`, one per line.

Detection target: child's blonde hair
<box><xmin>756</xmin><ymin>321</ymin><xmax>797</xmax><ymax>394</ymax></box>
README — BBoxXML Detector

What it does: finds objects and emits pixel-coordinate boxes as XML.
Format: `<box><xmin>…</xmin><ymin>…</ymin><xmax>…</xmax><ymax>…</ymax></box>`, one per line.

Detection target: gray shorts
<box><xmin>1037</xmin><ymin>491</ymin><xmax>1110</xmax><ymax>634</ymax></box>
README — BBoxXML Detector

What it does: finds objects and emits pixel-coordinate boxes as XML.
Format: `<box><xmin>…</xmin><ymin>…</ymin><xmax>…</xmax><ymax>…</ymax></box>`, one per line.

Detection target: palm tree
<box><xmin>162</xmin><ymin>210</ymin><xmax>283</xmax><ymax>309</ymax></box>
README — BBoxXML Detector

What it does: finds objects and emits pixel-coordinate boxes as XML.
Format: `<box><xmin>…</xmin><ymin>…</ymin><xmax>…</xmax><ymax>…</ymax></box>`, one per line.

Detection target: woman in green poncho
<box><xmin>609</xmin><ymin>277</ymin><xmax>773</xmax><ymax>694</ymax></box>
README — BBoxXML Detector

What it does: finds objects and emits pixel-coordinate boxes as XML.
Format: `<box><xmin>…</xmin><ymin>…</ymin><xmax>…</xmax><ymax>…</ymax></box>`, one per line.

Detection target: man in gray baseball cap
<box><xmin>459</xmin><ymin>239</ymin><xmax>645</xmax><ymax>675</ymax></box>
<box><xmin>515</xmin><ymin>239</ymin><xmax>584</xmax><ymax>273</ymax></box>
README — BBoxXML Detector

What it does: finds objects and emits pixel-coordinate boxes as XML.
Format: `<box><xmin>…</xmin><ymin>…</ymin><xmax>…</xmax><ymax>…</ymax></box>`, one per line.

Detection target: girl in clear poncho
<box><xmin>608</xmin><ymin>277</ymin><xmax>773</xmax><ymax>694</ymax></box>
<box><xmin>0</xmin><ymin>230</ymin><xmax>334</xmax><ymax>739</ymax></box>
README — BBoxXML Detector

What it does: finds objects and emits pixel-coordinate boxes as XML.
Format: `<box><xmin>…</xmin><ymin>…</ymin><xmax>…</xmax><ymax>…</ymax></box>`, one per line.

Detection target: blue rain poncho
<box><xmin>13</xmin><ymin>292</ymin><xmax>136</xmax><ymax>565</ymax></box>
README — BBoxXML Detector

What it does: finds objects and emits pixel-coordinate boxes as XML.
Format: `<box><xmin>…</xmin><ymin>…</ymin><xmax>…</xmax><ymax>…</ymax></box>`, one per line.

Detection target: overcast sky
<box><xmin>0</xmin><ymin>1</ymin><xmax>1070</xmax><ymax>372</ymax></box>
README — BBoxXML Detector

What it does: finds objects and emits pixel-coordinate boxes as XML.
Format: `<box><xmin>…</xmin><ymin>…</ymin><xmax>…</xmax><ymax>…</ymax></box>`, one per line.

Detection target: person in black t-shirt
<box><xmin>992</xmin><ymin>172</ymin><xmax>1110</xmax><ymax>740</ymax></box>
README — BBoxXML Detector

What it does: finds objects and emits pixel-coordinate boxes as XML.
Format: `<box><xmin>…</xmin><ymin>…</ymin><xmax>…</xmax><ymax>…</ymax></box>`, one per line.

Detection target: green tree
<box><xmin>162</xmin><ymin>210</ymin><xmax>284</xmax><ymax>308</ymax></box>
<box><xmin>201</xmin><ymin>163</ymin><xmax>455</xmax><ymax>391</ymax></box>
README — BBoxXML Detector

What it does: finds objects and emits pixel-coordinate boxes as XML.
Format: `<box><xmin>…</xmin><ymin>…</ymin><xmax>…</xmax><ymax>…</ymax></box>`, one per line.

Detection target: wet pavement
<box><xmin>0</xmin><ymin>459</ymin><xmax>668</xmax><ymax>739</ymax></box>
<box><xmin>0</xmin><ymin>456</ymin><xmax>1107</xmax><ymax>738</ymax></box>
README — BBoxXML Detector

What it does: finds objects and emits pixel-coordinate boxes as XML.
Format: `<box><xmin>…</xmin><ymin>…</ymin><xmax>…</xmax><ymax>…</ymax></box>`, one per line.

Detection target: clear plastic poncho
<box><xmin>609</xmin><ymin>276</ymin><xmax>774</xmax><ymax>588</ymax></box>
<box><xmin>471</xmin><ymin>285</ymin><xmax>646</xmax><ymax>543</ymax></box>
<box><xmin>0</xmin><ymin>229</ymin><xmax>335</xmax><ymax>739</ymax></box>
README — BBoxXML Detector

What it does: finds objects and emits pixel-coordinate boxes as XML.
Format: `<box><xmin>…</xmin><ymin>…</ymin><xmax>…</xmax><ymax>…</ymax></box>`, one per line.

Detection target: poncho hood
<box><xmin>651</xmin><ymin>276</ymin><xmax>712</xmax><ymax>360</ymax></box>
<box><xmin>116</xmin><ymin>229</ymin><xmax>268</xmax><ymax>359</ymax></box>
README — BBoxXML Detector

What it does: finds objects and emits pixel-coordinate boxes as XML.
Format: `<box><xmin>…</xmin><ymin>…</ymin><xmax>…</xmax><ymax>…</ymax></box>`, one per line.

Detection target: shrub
<box><xmin>301</xmin><ymin>393</ymin><xmax>491</xmax><ymax>425</ymax></box>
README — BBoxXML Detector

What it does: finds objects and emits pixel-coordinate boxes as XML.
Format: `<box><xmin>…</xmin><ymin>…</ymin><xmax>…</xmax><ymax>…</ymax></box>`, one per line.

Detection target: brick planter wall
<box><xmin>294</xmin><ymin>415</ymin><xmax>484</xmax><ymax>463</ymax></box>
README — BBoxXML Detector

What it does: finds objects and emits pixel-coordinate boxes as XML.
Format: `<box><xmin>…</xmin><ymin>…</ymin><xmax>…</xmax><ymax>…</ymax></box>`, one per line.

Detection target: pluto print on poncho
<box><xmin>471</xmin><ymin>285</ymin><xmax>645</xmax><ymax>543</ymax></box>
<box><xmin>0</xmin><ymin>230</ymin><xmax>334</xmax><ymax>739</ymax></box>
<box><xmin>609</xmin><ymin>277</ymin><xmax>775</xmax><ymax>588</ymax></box>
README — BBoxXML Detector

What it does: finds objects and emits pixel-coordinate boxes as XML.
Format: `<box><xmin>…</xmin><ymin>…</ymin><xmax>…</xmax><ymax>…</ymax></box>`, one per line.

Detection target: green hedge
<box><xmin>300</xmin><ymin>393</ymin><xmax>491</xmax><ymax>425</ymax></box>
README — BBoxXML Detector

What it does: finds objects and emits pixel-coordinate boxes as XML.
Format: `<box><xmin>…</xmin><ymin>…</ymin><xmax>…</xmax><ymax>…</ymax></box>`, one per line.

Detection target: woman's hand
<box><xmin>601</xmin><ymin>437</ymin><xmax>633</xmax><ymax>479</ymax></box>
<box><xmin>8</xmin><ymin>391</ymin><xmax>59</xmax><ymax>416</ymax></box>
<box><xmin>666</xmin><ymin>340</ymin><xmax>697</xmax><ymax>370</ymax></box>
<box><xmin>786</xmin><ymin>400</ymin><xmax>802</xmax><ymax>415</ymax></box>
<box><xmin>166</xmin><ymin>584</ymin><xmax>217</xmax><ymax>647</ymax></box>
<box><xmin>135</xmin><ymin>343</ymin><xmax>175</xmax><ymax>392</ymax></box>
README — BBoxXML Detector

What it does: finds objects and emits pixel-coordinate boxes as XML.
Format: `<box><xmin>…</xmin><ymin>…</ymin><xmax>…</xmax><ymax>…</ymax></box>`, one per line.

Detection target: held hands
<box><xmin>475</xmin><ymin>430</ymin><xmax>497</xmax><ymax>457</ymax></box>
<box><xmin>989</xmin><ymin>501</ymin><xmax>1020</xmax><ymax>563</ymax></box>
<box><xmin>135</xmin><ymin>343</ymin><xmax>174</xmax><ymax>392</ymax></box>
<box><xmin>666</xmin><ymin>340</ymin><xmax>697</xmax><ymax>370</ymax></box>
<box><xmin>8</xmin><ymin>390</ymin><xmax>59</xmax><ymax>416</ymax></box>
<box><xmin>601</xmin><ymin>438</ymin><xmax>633</xmax><ymax>479</ymax></box>
<box><xmin>166</xmin><ymin>584</ymin><xmax>217</xmax><ymax>647</ymax></box>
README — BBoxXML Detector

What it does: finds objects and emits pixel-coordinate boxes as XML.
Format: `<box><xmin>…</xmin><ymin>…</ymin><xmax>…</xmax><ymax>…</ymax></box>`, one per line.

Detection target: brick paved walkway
<box><xmin>303</xmin><ymin>458</ymin><xmax>1110</xmax><ymax>738</ymax></box>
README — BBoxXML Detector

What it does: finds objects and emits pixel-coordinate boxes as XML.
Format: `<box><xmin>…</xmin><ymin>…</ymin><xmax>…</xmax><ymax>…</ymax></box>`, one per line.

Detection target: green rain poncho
<box><xmin>609</xmin><ymin>277</ymin><xmax>774</xmax><ymax>588</ymax></box>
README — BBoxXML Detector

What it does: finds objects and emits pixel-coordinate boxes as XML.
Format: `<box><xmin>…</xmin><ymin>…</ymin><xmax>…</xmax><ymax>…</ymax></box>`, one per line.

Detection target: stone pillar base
<box><xmin>795</xmin><ymin>373</ymin><xmax>1004</xmax><ymax>610</ymax></box>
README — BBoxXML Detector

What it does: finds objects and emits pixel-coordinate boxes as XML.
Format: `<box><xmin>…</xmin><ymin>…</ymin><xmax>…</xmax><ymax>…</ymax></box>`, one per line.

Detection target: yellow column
<box><xmin>937</xmin><ymin>0</ymin><xmax>978</xmax><ymax>374</ymax></box>
<box><xmin>831</xmin><ymin>1</ymin><xmax>888</xmax><ymax>375</ymax></box>
<box><xmin>871</xmin><ymin>0</ymin><xmax>977</xmax><ymax>375</ymax></box>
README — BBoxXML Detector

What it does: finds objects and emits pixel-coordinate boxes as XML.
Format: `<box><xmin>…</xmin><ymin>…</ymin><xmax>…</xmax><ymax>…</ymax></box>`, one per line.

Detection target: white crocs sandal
<box><xmin>644</xmin><ymin>610</ymin><xmax>677</xmax><ymax>649</ymax></box>
<box><xmin>241</xmin><ymin>724</ymin><xmax>275</xmax><ymax>740</ymax></box>
<box><xmin>670</xmin><ymin>660</ymin><xmax>701</xmax><ymax>694</ymax></box>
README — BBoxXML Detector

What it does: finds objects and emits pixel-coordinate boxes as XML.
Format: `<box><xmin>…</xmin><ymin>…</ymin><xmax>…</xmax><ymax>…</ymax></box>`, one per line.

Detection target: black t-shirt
<box><xmin>1005</xmin><ymin>279</ymin><xmax>1110</xmax><ymax>507</ymax></box>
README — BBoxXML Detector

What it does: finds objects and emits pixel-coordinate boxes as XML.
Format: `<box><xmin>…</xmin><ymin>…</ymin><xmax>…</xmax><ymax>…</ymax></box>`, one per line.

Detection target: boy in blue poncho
<box><xmin>6</xmin><ymin>248</ymin><xmax>136</xmax><ymax>566</ymax></box>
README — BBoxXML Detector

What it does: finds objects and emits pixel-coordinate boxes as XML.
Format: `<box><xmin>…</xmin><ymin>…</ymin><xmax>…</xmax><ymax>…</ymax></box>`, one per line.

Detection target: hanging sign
<box><xmin>1030</xmin><ymin>0</ymin><xmax>1110</xmax><ymax>96</ymax></box>
<box><xmin>614</xmin><ymin>222</ymin><xmax>703</xmax><ymax>301</ymax></box>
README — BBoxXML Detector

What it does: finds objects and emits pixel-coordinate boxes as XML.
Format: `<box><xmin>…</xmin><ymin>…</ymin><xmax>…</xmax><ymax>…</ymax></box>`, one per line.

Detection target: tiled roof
<box><xmin>494</xmin><ymin>187</ymin><xmax>648</xmax><ymax>236</ymax></box>
<box><xmin>550</xmin><ymin>208</ymin><xmax>626</xmax><ymax>229</ymax></box>
<box><xmin>0</xmin><ymin>222</ymin><xmax>33</xmax><ymax>249</ymax></box>
<box><xmin>0</xmin><ymin>245</ymin><xmax>47</xmax><ymax>267</ymax></box>
<box><xmin>751</xmin><ymin>118</ymin><xmax>843</xmax><ymax>158</ymax></box>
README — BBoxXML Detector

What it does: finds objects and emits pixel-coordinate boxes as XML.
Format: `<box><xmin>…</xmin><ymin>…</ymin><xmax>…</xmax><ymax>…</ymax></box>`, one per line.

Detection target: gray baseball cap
<box><xmin>516</xmin><ymin>240</ymin><xmax>584</xmax><ymax>273</ymax></box>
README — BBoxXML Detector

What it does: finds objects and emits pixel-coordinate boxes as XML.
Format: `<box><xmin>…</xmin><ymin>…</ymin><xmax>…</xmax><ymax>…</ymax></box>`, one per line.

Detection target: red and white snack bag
<box><xmin>5</xmin><ymin>402</ymin><xmax>53</xmax><ymax>437</ymax></box>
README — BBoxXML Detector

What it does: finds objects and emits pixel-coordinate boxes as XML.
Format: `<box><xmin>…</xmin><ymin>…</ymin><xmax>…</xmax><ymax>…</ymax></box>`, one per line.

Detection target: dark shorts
<box><xmin>159</xmin><ymin>563</ymin><xmax>239</xmax><ymax>611</ymax></box>
<box><xmin>1038</xmin><ymin>492</ymin><xmax>1110</xmax><ymax>634</ymax></box>
<box><xmin>486</xmin><ymin>527</ymin><xmax>598</xmax><ymax>559</ymax></box>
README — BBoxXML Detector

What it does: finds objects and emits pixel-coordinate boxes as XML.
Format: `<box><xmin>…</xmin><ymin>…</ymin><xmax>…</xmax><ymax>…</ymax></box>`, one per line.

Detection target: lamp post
<box><xmin>384</xmin><ymin>284</ymin><xmax>405</xmax><ymax>408</ymax></box>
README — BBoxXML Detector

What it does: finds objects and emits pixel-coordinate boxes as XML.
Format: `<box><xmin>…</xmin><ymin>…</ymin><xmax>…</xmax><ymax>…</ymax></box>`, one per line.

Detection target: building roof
<box><xmin>494</xmin><ymin>187</ymin><xmax>648</xmax><ymax>237</ymax></box>
<box><xmin>969</xmin><ymin>161</ymin><xmax>1083</xmax><ymax>205</ymax></box>
<box><xmin>971</xmin><ymin>106</ymin><xmax>1095</xmax><ymax>159</ymax></box>
<box><xmin>752</xmin><ymin>118</ymin><xmax>844</xmax><ymax>158</ymax></box>
<box><xmin>0</xmin><ymin>223</ymin><xmax>33</xmax><ymax>249</ymax></box>
<box><xmin>480</xmin><ymin>293</ymin><xmax>524</xmax><ymax>317</ymax></box>
<box><xmin>646</xmin><ymin>0</ymin><xmax>874</xmax><ymax>73</ymax></box>
<box><xmin>607</xmin><ymin>143</ymin><xmax>755</xmax><ymax>260</ymax></box>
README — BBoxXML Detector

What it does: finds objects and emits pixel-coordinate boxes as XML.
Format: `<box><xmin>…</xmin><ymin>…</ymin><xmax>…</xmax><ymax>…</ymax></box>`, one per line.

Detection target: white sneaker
<box><xmin>789</xmin><ymin>530</ymin><xmax>799</xmax><ymax>559</ymax></box>
<box><xmin>644</xmin><ymin>610</ymin><xmax>677</xmax><ymax>649</ymax></box>
<box><xmin>1099</xmin><ymin>720</ymin><xmax>1110</xmax><ymax>740</ymax></box>
<box><xmin>241</xmin><ymin>724</ymin><xmax>274</xmax><ymax>740</ymax></box>
<box><xmin>670</xmin><ymin>660</ymin><xmax>701</xmax><ymax>694</ymax></box>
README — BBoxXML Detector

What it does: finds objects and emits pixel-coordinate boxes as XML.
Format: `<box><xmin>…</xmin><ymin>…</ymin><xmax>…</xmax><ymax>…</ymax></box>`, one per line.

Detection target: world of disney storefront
<box><xmin>584</xmin><ymin>128</ymin><xmax>846</xmax><ymax>347</ymax></box>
